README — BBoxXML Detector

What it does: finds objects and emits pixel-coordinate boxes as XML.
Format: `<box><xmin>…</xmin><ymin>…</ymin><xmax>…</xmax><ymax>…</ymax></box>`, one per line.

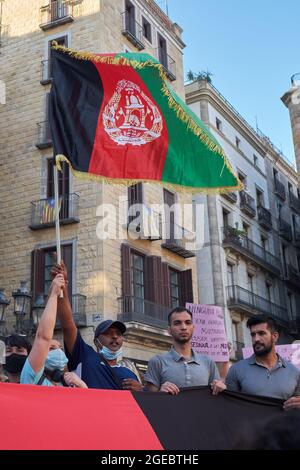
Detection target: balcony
<box><xmin>257</xmin><ymin>206</ymin><xmax>272</xmax><ymax>231</ymax></box>
<box><xmin>156</xmin><ymin>49</ymin><xmax>176</xmax><ymax>81</ymax></box>
<box><xmin>118</xmin><ymin>296</ymin><xmax>169</xmax><ymax>329</ymax></box>
<box><xmin>226</xmin><ymin>285</ymin><xmax>288</xmax><ymax>326</ymax></box>
<box><xmin>230</xmin><ymin>340</ymin><xmax>245</xmax><ymax>361</ymax></box>
<box><xmin>56</xmin><ymin>294</ymin><xmax>87</xmax><ymax>328</ymax></box>
<box><xmin>126</xmin><ymin>203</ymin><xmax>162</xmax><ymax>241</ymax></box>
<box><xmin>240</xmin><ymin>191</ymin><xmax>256</xmax><ymax>218</ymax></box>
<box><xmin>40</xmin><ymin>1</ymin><xmax>74</xmax><ymax>31</ymax></box>
<box><xmin>274</xmin><ymin>179</ymin><xmax>286</xmax><ymax>200</ymax></box>
<box><xmin>223</xmin><ymin>226</ymin><xmax>281</xmax><ymax>276</ymax></box>
<box><xmin>222</xmin><ymin>192</ymin><xmax>237</xmax><ymax>204</ymax></box>
<box><xmin>278</xmin><ymin>217</ymin><xmax>293</xmax><ymax>242</ymax></box>
<box><xmin>161</xmin><ymin>222</ymin><xmax>196</xmax><ymax>258</ymax></box>
<box><xmin>40</xmin><ymin>60</ymin><xmax>52</xmax><ymax>85</ymax></box>
<box><xmin>289</xmin><ymin>191</ymin><xmax>300</xmax><ymax>214</ymax></box>
<box><xmin>29</xmin><ymin>193</ymin><xmax>80</xmax><ymax>230</ymax></box>
<box><xmin>36</xmin><ymin>121</ymin><xmax>52</xmax><ymax>149</ymax></box>
<box><xmin>121</xmin><ymin>12</ymin><xmax>145</xmax><ymax>50</ymax></box>
<box><xmin>285</xmin><ymin>264</ymin><xmax>300</xmax><ymax>289</ymax></box>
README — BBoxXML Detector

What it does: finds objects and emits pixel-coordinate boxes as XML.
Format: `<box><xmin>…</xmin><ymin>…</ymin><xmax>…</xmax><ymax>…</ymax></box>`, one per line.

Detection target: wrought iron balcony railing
<box><xmin>274</xmin><ymin>179</ymin><xmax>286</xmax><ymax>200</ymax></box>
<box><xmin>278</xmin><ymin>217</ymin><xmax>293</xmax><ymax>242</ymax></box>
<box><xmin>223</xmin><ymin>226</ymin><xmax>281</xmax><ymax>275</ymax></box>
<box><xmin>226</xmin><ymin>285</ymin><xmax>288</xmax><ymax>325</ymax></box>
<box><xmin>36</xmin><ymin>120</ymin><xmax>52</xmax><ymax>149</ymax></box>
<box><xmin>156</xmin><ymin>48</ymin><xmax>176</xmax><ymax>81</ymax></box>
<box><xmin>161</xmin><ymin>222</ymin><xmax>196</xmax><ymax>258</ymax></box>
<box><xmin>240</xmin><ymin>191</ymin><xmax>256</xmax><ymax>218</ymax></box>
<box><xmin>118</xmin><ymin>296</ymin><xmax>169</xmax><ymax>329</ymax></box>
<box><xmin>29</xmin><ymin>193</ymin><xmax>80</xmax><ymax>230</ymax></box>
<box><xmin>121</xmin><ymin>12</ymin><xmax>145</xmax><ymax>50</ymax></box>
<box><xmin>257</xmin><ymin>205</ymin><xmax>272</xmax><ymax>231</ymax></box>
<box><xmin>40</xmin><ymin>1</ymin><xmax>74</xmax><ymax>31</ymax></box>
<box><xmin>222</xmin><ymin>192</ymin><xmax>238</xmax><ymax>204</ymax></box>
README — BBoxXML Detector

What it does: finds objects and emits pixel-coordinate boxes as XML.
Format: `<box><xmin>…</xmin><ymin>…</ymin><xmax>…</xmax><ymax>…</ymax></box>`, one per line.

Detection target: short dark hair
<box><xmin>5</xmin><ymin>334</ymin><xmax>32</xmax><ymax>354</ymax></box>
<box><xmin>246</xmin><ymin>314</ymin><xmax>278</xmax><ymax>333</ymax></box>
<box><xmin>168</xmin><ymin>307</ymin><xmax>193</xmax><ymax>325</ymax></box>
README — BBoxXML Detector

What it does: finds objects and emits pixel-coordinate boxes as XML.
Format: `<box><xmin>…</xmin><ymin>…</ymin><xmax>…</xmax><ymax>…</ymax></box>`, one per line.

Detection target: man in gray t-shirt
<box><xmin>225</xmin><ymin>314</ymin><xmax>300</xmax><ymax>410</ymax></box>
<box><xmin>144</xmin><ymin>307</ymin><xmax>226</xmax><ymax>395</ymax></box>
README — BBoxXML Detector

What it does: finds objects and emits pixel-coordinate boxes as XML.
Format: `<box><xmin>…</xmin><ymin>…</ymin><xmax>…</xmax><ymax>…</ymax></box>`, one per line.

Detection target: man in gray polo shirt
<box><xmin>144</xmin><ymin>307</ymin><xmax>226</xmax><ymax>395</ymax></box>
<box><xmin>225</xmin><ymin>314</ymin><xmax>300</xmax><ymax>409</ymax></box>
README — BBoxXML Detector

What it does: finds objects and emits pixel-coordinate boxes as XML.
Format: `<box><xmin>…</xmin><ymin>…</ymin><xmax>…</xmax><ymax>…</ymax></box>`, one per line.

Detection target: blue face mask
<box><xmin>101</xmin><ymin>346</ymin><xmax>123</xmax><ymax>361</ymax></box>
<box><xmin>45</xmin><ymin>349</ymin><xmax>68</xmax><ymax>371</ymax></box>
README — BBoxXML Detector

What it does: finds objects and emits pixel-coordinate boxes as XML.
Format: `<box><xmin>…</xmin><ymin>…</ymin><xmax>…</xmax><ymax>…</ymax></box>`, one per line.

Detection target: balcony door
<box><xmin>47</xmin><ymin>158</ymin><xmax>70</xmax><ymax>219</ymax></box>
<box><xmin>131</xmin><ymin>252</ymin><xmax>145</xmax><ymax>315</ymax></box>
<box><xmin>158</xmin><ymin>33</ymin><xmax>168</xmax><ymax>69</ymax></box>
<box><xmin>125</xmin><ymin>0</ymin><xmax>136</xmax><ymax>36</ymax></box>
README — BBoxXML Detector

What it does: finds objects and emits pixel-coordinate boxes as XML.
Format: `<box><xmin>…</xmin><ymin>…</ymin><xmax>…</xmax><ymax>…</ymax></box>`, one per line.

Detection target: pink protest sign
<box><xmin>242</xmin><ymin>344</ymin><xmax>300</xmax><ymax>369</ymax></box>
<box><xmin>186</xmin><ymin>303</ymin><xmax>229</xmax><ymax>361</ymax></box>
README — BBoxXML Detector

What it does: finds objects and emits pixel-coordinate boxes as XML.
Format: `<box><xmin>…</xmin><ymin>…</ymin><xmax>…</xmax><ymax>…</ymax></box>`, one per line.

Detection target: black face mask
<box><xmin>4</xmin><ymin>354</ymin><xmax>27</xmax><ymax>374</ymax></box>
<box><xmin>45</xmin><ymin>368</ymin><xmax>66</xmax><ymax>385</ymax></box>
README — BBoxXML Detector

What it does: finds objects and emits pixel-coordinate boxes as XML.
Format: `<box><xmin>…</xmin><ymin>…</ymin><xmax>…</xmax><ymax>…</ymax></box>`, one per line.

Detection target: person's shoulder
<box><xmin>148</xmin><ymin>352</ymin><xmax>169</xmax><ymax>365</ymax></box>
<box><xmin>284</xmin><ymin>360</ymin><xmax>300</xmax><ymax>375</ymax></box>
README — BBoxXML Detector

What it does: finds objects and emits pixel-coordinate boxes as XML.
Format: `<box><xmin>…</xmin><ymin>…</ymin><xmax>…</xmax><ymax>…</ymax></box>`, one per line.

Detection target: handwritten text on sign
<box><xmin>186</xmin><ymin>303</ymin><xmax>229</xmax><ymax>361</ymax></box>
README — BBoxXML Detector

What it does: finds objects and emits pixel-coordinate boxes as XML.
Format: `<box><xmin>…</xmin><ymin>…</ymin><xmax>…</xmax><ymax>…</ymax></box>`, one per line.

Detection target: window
<box><xmin>247</xmin><ymin>274</ymin><xmax>254</xmax><ymax>295</ymax></box>
<box><xmin>266</xmin><ymin>283</ymin><xmax>272</xmax><ymax>303</ymax></box>
<box><xmin>31</xmin><ymin>244</ymin><xmax>73</xmax><ymax>300</ymax></box>
<box><xmin>164</xmin><ymin>189</ymin><xmax>175</xmax><ymax>240</ymax></box>
<box><xmin>216</xmin><ymin>118</ymin><xmax>222</xmax><ymax>132</ymax></box>
<box><xmin>222</xmin><ymin>209</ymin><xmax>229</xmax><ymax>229</ymax></box>
<box><xmin>256</xmin><ymin>188</ymin><xmax>264</xmax><ymax>208</ymax></box>
<box><xmin>273</xmin><ymin>168</ymin><xmax>279</xmax><ymax>182</ymax></box>
<box><xmin>47</xmin><ymin>35</ymin><xmax>68</xmax><ymax>79</ymax></box>
<box><xmin>288</xmin><ymin>182</ymin><xmax>293</xmax><ymax>197</ymax></box>
<box><xmin>242</xmin><ymin>222</ymin><xmax>250</xmax><ymax>238</ymax></box>
<box><xmin>277</xmin><ymin>203</ymin><xmax>282</xmax><ymax>218</ymax></box>
<box><xmin>125</xmin><ymin>0</ymin><xmax>136</xmax><ymax>35</ymax></box>
<box><xmin>253</xmin><ymin>154</ymin><xmax>259</xmax><ymax>167</ymax></box>
<box><xmin>235</xmin><ymin>137</ymin><xmax>241</xmax><ymax>150</ymax></box>
<box><xmin>142</xmin><ymin>16</ymin><xmax>152</xmax><ymax>42</ymax></box>
<box><xmin>237</xmin><ymin>171</ymin><xmax>247</xmax><ymax>190</ymax></box>
<box><xmin>158</xmin><ymin>33</ymin><xmax>168</xmax><ymax>69</ymax></box>
<box><xmin>292</xmin><ymin>214</ymin><xmax>297</xmax><ymax>238</ymax></box>
<box><xmin>227</xmin><ymin>263</ymin><xmax>234</xmax><ymax>286</ymax></box>
<box><xmin>47</xmin><ymin>158</ymin><xmax>70</xmax><ymax>219</ymax></box>
<box><xmin>131</xmin><ymin>252</ymin><xmax>145</xmax><ymax>300</ymax></box>
<box><xmin>169</xmin><ymin>269</ymin><xmax>179</xmax><ymax>308</ymax></box>
<box><xmin>261</xmin><ymin>235</ymin><xmax>268</xmax><ymax>251</ymax></box>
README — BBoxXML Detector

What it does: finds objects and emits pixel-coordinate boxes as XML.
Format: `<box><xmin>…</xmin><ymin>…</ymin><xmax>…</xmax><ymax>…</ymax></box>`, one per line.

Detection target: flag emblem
<box><xmin>103</xmin><ymin>79</ymin><xmax>163</xmax><ymax>146</ymax></box>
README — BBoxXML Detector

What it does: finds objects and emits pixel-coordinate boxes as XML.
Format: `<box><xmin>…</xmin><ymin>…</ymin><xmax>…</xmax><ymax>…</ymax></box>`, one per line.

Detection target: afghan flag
<box><xmin>0</xmin><ymin>383</ymin><xmax>282</xmax><ymax>450</ymax></box>
<box><xmin>50</xmin><ymin>44</ymin><xmax>241</xmax><ymax>193</ymax></box>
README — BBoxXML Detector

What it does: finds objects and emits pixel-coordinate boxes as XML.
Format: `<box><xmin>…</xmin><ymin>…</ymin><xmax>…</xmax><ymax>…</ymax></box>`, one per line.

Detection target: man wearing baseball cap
<box><xmin>52</xmin><ymin>262</ymin><xmax>142</xmax><ymax>390</ymax></box>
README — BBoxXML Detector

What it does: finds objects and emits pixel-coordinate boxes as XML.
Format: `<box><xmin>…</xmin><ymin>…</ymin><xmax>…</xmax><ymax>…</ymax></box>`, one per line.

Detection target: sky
<box><xmin>157</xmin><ymin>0</ymin><xmax>299</xmax><ymax>165</ymax></box>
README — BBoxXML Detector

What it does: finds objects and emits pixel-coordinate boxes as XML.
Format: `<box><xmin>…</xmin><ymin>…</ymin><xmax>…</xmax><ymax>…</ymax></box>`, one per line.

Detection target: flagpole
<box><xmin>54</xmin><ymin>161</ymin><xmax>63</xmax><ymax>298</ymax></box>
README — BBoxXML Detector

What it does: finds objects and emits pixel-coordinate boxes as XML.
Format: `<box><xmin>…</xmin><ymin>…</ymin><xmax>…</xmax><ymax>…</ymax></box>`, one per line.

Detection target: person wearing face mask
<box><xmin>2</xmin><ymin>334</ymin><xmax>32</xmax><ymax>383</ymax></box>
<box><xmin>20</xmin><ymin>274</ymin><xmax>87</xmax><ymax>388</ymax></box>
<box><xmin>52</xmin><ymin>261</ymin><xmax>142</xmax><ymax>390</ymax></box>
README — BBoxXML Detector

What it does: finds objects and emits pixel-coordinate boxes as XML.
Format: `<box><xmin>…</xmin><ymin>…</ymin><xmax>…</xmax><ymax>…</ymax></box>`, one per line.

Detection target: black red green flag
<box><xmin>0</xmin><ymin>383</ymin><xmax>283</xmax><ymax>450</ymax></box>
<box><xmin>50</xmin><ymin>45</ymin><xmax>241</xmax><ymax>193</ymax></box>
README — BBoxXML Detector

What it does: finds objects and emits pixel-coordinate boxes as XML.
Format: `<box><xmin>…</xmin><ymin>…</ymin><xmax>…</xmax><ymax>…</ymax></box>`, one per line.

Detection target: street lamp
<box><xmin>0</xmin><ymin>288</ymin><xmax>10</xmax><ymax>337</ymax></box>
<box><xmin>12</xmin><ymin>281</ymin><xmax>32</xmax><ymax>334</ymax></box>
<box><xmin>32</xmin><ymin>294</ymin><xmax>46</xmax><ymax>326</ymax></box>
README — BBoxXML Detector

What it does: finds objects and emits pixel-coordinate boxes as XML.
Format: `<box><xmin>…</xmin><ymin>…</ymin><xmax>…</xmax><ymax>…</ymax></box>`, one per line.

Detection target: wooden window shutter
<box><xmin>179</xmin><ymin>269</ymin><xmax>194</xmax><ymax>306</ymax></box>
<box><xmin>145</xmin><ymin>256</ymin><xmax>162</xmax><ymax>304</ymax></box>
<box><xmin>161</xmin><ymin>262</ymin><xmax>171</xmax><ymax>307</ymax></box>
<box><xmin>121</xmin><ymin>244</ymin><xmax>131</xmax><ymax>297</ymax></box>
<box><xmin>31</xmin><ymin>249</ymin><xmax>44</xmax><ymax>300</ymax></box>
<box><xmin>128</xmin><ymin>183</ymin><xmax>143</xmax><ymax>206</ymax></box>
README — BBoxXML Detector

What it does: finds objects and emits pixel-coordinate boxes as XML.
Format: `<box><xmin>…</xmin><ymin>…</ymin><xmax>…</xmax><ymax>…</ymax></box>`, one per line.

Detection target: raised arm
<box><xmin>28</xmin><ymin>274</ymin><xmax>65</xmax><ymax>373</ymax></box>
<box><xmin>51</xmin><ymin>260</ymin><xmax>77</xmax><ymax>355</ymax></box>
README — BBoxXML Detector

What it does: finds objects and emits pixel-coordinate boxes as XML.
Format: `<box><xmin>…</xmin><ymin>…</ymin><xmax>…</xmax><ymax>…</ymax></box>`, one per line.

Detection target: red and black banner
<box><xmin>0</xmin><ymin>383</ymin><xmax>283</xmax><ymax>450</ymax></box>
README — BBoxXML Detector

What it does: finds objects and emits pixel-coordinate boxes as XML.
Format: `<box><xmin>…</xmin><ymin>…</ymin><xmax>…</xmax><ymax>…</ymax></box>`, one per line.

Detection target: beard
<box><xmin>254</xmin><ymin>343</ymin><xmax>273</xmax><ymax>356</ymax></box>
